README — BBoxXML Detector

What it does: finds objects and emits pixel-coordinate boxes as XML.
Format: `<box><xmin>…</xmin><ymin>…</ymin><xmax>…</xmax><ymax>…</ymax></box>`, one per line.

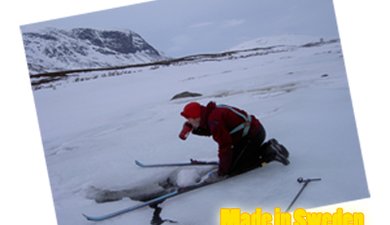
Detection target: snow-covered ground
<box><xmin>31</xmin><ymin>35</ymin><xmax>369</xmax><ymax>225</ymax></box>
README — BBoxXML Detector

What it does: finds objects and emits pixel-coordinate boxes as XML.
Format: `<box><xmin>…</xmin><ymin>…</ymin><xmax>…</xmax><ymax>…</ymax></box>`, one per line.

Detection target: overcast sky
<box><xmin>20</xmin><ymin>0</ymin><xmax>339</xmax><ymax>57</ymax></box>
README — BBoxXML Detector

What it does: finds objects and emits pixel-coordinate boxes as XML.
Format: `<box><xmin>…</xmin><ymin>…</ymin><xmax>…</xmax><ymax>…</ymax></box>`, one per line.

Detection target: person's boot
<box><xmin>260</xmin><ymin>139</ymin><xmax>290</xmax><ymax>165</ymax></box>
<box><xmin>269</xmin><ymin>138</ymin><xmax>289</xmax><ymax>158</ymax></box>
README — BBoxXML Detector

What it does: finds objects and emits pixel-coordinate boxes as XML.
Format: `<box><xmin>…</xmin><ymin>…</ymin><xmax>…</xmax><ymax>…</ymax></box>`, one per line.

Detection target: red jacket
<box><xmin>192</xmin><ymin>102</ymin><xmax>262</xmax><ymax>175</ymax></box>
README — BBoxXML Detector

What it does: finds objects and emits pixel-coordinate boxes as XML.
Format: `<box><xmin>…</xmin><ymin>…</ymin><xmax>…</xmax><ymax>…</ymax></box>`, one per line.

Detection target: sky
<box><xmin>1</xmin><ymin>0</ymin><xmax>390</xmax><ymax>225</ymax></box>
<box><xmin>20</xmin><ymin>0</ymin><xmax>339</xmax><ymax>57</ymax></box>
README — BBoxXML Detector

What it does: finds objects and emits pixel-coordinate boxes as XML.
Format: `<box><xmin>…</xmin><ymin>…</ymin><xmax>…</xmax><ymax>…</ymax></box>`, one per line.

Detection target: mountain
<box><xmin>22</xmin><ymin>28</ymin><xmax>168</xmax><ymax>75</ymax></box>
<box><xmin>29</xmin><ymin>35</ymin><xmax>339</xmax><ymax>90</ymax></box>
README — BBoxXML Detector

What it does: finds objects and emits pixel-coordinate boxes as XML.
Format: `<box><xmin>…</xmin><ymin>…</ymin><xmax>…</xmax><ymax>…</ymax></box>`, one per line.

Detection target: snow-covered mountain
<box><xmin>29</xmin><ymin>35</ymin><xmax>340</xmax><ymax>91</ymax></box>
<box><xmin>22</xmin><ymin>28</ymin><xmax>167</xmax><ymax>75</ymax></box>
<box><xmin>31</xmin><ymin>35</ymin><xmax>369</xmax><ymax>225</ymax></box>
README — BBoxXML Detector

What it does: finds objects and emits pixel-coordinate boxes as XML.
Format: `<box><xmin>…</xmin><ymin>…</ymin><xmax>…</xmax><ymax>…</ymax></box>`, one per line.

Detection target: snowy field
<box><xmin>31</xmin><ymin>36</ymin><xmax>369</xmax><ymax>225</ymax></box>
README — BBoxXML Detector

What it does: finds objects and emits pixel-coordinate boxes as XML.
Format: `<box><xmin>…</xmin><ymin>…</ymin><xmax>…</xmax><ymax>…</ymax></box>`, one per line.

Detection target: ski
<box><xmin>82</xmin><ymin>178</ymin><xmax>221</xmax><ymax>222</ymax></box>
<box><xmin>82</xmin><ymin>190</ymin><xmax>179</xmax><ymax>222</ymax></box>
<box><xmin>83</xmin><ymin>160</ymin><xmax>272</xmax><ymax>221</ymax></box>
<box><xmin>134</xmin><ymin>159</ymin><xmax>218</xmax><ymax>168</ymax></box>
<box><xmin>82</xmin><ymin>162</ymin><xmax>276</xmax><ymax>222</ymax></box>
<box><xmin>82</xmin><ymin>170</ymin><xmax>231</xmax><ymax>222</ymax></box>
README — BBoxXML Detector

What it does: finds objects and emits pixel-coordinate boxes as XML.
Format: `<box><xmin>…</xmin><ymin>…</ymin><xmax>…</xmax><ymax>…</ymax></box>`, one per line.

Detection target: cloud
<box><xmin>168</xmin><ymin>34</ymin><xmax>192</xmax><ymax>53</ymax></box>
<box><xmin>188</xmin><ymin>19</ymin><xmax>244</xmax><ymax>30</ymax></box>
<box><xmin>189</xmin><ymin>22</ymin><xmax>214</xmax><ymax>29</ymax></box>
<box><xmin>222</xmin><ymin>19</ymin><xmax>245</xmax><ymax>28</ymax></box>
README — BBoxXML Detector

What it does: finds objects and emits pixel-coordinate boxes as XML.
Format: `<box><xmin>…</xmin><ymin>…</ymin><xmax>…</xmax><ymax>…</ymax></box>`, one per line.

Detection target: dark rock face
<box><xmin>171</xmin><ymin>91</ymin><xmax>202</xmax><ymax>100</ymax></box>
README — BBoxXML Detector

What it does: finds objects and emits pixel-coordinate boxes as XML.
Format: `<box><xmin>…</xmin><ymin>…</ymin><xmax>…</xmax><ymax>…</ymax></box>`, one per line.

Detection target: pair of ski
<box><xmin>82</xmin><ymin>159</ymin><xmax>321</xmax><ymax>221</ymax></box>
<box><xmin>83</xmin><ymin>159</ymin><xmax>218</xmax><ymax>222</ymax></box>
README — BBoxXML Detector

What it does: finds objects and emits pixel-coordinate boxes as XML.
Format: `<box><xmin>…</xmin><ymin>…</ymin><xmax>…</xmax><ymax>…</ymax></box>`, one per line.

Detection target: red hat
<box><xmin>181</xmin><ymin>102</ymin><xmax>201</xmax><ymax>119</ymax></box>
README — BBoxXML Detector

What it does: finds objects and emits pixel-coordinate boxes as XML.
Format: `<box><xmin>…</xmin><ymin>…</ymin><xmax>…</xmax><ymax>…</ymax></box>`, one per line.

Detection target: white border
<box><xmin>1</xmin><ymin>0</ymin><xmax>388</xmax><ymax>224</ymax></box>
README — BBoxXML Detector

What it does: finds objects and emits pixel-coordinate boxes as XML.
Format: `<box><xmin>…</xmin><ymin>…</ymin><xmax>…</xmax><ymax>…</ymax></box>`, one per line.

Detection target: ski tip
<box><xmin>134</xmin><ymin>160</ymin><xmax>144</xmax><ymax>167</ymax></box>
<box><xmin>82</xmin><ymin>213</ymin><xmax>95</xmax><ymax>221</ymax></box>
<box><xmin>82</xmin><ymin>213</ymin><xmax>107</xmax><ymax>222</ymax></box>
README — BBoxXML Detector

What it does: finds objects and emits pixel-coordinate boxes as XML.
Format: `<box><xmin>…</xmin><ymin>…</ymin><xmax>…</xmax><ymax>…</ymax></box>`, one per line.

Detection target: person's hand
<box><xmin>179</xmin><ymin>122</ymin><xmax>193</xmax><ymax>140</ymax></box>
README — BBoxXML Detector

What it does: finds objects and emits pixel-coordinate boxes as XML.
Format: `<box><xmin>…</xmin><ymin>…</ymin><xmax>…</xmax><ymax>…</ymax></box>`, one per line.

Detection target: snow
<box><xmin>31</xmin><ymin>36</ymin><xmax>369</xmax><ymax>224</ymax></box>
<box><xmin>175</xmin><ymin>169</ymin><xmax>203</xmax><ymax>187</ymax></box>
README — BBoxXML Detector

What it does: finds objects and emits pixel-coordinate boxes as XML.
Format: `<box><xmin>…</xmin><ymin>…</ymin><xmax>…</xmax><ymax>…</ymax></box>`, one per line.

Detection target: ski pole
<box><xmin>286</xmin><ymin>177</ymin><xmax>321</xmax><ymax>212</ymax></box>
